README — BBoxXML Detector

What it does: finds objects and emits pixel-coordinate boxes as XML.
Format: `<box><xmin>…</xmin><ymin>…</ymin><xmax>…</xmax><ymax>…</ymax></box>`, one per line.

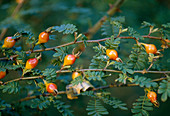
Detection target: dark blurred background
<box><xmin>0</xmin><ymin>0</ymin><xmax>170</xmax><ymax>115</ymax></box>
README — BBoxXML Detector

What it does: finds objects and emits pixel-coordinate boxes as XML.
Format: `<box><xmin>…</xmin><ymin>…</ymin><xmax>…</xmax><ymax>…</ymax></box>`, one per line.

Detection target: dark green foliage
<box><xmin>52</xmin><ymin>24</ymin><xmax>77</xmax><ymax>34</ymax></box>
<box><xmin>101</xmin><ymin>16</ymin><xmax>125</xmax><ymax>36</ymax></box>
<box><xmin>53</xmin><ymin>100</ymin><xmax>74</xmax><ymax>116</ymax></box>
<box><xmin>116</xmin><ymin>73</ymin><xmax>128</xmax><ymax>84</ymax></box>
<box><xmin>52</xmin><ymin>47</ymin><xmax>68</xmax><ymax>67</ymax></box>
<box><xmin>0</xmin><ymin>82</ymin><xmax>19</xmax><ymax>94</ymax></box>
<box><xmin>0</xmin><ymin>98</ymin><xmax>11</xmax><ymax>110</ymax></box>
<box><xmin>89</xmin><ymin>55</ymin><xmax>108</xmax><ymax>69</ymax></box>
<box><xmin>162</xmin><ymin>23</ymin><xmax>170</xmax><ymax>29</ymax></box>
<box><xmin>114</xmin><ymin>62</ymin><xmax>134</xmax><ymax>74</ymax></box>
<box><xmin>110</xmin><ymin>16</ymin><xmax>125</xmax><ymax>24</ymax></box>
<box><xmin>132</xmin><ymin>75</ymin><xmax>158</xmax><ymax>88</ymax></box>
<box><xmin>0</xmin><ymin>49</ymin><xmax>15</xmax><ymax>59</ymax></box>
<box><xmin>0</xmin><ymin>98</ymin><xmax>11</xmax><ymax>116</ymax></box>
<box><xmin>101</xmin><ymin>20</ymin><xmax>113</xmax><ymax>36</ymax></box>
<box><xmin>141</xmin><ymin>21</ymin><xmax>155</xmax><ymax>28</ymax></box>
<box><xmin>31</xmin><ymin>96</ymin><xmax>50</xmax><ymax>110</ymax></box>
<box><xmin>71</xmin><ymin>75</ymin><xmax>83</xmax><ymax>86</ymax></box>
<box><xmin>0</xmin><ymin>60</ymin><xmax>23</xmax><ymax>71</ymax></box>
<box><xmin>128</xmin><ymin>27</ymin><xmax>144</xmax><ymax>40</ymax></box>
<box><xmin>127</xmin><ymin>44</ymin><xmax>148</xmax><ymax>70</ymax></box>
<box><xmin>0</xmin><ymin>18</ymin><xmax>30</xmax><ymax>32</ymax></box>
<box><xmin>31</xmin><ymin>69</ymin><xmax>42</xmax><ymax>76</ymax></box>
<box><xmin>19</xmin><ymin>31</ymin><xmax>35</xmax><ymax>44</ymax></box>
<box><xmin>84</xmin><ymin>71</ymin><xmax>104</xmax><ymax>81</ymax></box>
<box><xmin>150</xmin><ymin>60</ymin><xmax>161</xmax><ymax>71</ymax></box>
<box><xmin>42</xmin><ymin>68</ymin><xmax>57</xmax><ymax>82</ymax></box>
<box><xmin>0</xmin><ymin>61</ymin><xmax>7</xmax><ymax>71</ymax></box>
<box><xmin>158</xmin><ymin>76</ymin><xmax>170</xmax><ymax>102</ymax></box>
<box><xmin>15</xmin><ymin>51</ymin><xmax>27</xmax><ymax>63</ymax></box>
<box><xmin>105</xmin><ymin>37</ymin><xmax>120</xmax><ymax>49</ymax></box>
<box><xmin>38</xmin><ymin>82</ymin><xmax>46</xmax><ymax>94</ymax></box>
<box><xmin>131</xmin><ymin>96</ymin><xmax>153</xmax><ymax>116</ymax></box>
<box><xmin>98</xmin><ymin>94</ymin><xmax>128</xmax><ymax>110</ymax></box>
<box><xmin>86</xmin><ymin>99</ymin><xmax>109</xmax><ymax>116</ymax></box>
<box><xmin>93</xmin><ymin>45</ymin><xmax>106</xmax><ymax>56</ymax></box>
<box><xmin>0</xmin><ymin>0</ymin><xmax>169</xmax><ymax>116</ymax></box>
<box><xmin>81</xmin><ymin>91</ymin><xmax>96</xmax><ymax>97</ymax></box>
<box><xmin>80</xmin><ymin>34</ymin><xmax>88</xmax><ymax>47</ymax></box>
<box><xmin>53</xmin><ymin>47</ymin><xmax>68</xmax><ymax>61</ymax></box>
<box><xmin>82</xmin><ymin>91</ymin><xmax>128</xmax><ymax>111</ymax></box>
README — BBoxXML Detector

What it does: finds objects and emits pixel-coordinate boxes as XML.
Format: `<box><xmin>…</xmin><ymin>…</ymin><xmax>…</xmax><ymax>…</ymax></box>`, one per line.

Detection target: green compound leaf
<box><xmin>53</xmin><ymin>100</ymin><xmax>74</xmax><ymax>116</ymax></box>
<box><xmin>132</xmin><ymin>75</ymin><xmax>158</xmax><ymax>88</ymax></box>
<box><xmin>38</xmin><ymin>82</ymin><xmax>46</xmax><ymax>94</ymax></box>
<box><xmin>105</xmin><ymin>37</ymin><xmax>120</xmax><ymax>49</ymax></box>
<box><xmin>0</xmin><ymin>98</ymin><xmax>11</xmax><ymax>111</ymax></box>
<box><xmin>127</xmin><ymin>44</ymin><xmax>148</xmax><ymax>70</ymax></box>
<box><xmin>86</xmin><ymin>99</ymin><xmax>109</xmax><ymax>116</ymax></box>
<box><xmin>158</xmin><ymin>76</ymin><xmax>170</xmax><ymax>102</ymax></box>
<box><xmin>42</xmin><ymin>68</ymin><xmax>57</xmax><ymax>82</ymax></box>
<box><xmin>99</xmin><ymin>95</ymin><xmax>128</xmax><ymax>110</ymax></box>
<box><xmin>52</xmin><ymin>24</ymin><xmax>77</xmax><ymax>34</ymax></box>
<box><xmin>19</xmin><ymin>30</ymin><xmax>36</xmax><ymax>44</ymax></box>
<box><xmin>71</xmin><ymin>76</ymin><xmax>83</xmax><ymax>86</ymax></box>
<box><xmin>116</xmin><ymin>73</ymin><xmax>128</xmax><ymax>84</ymax></box>
<box><xmin>101</xmin><ymin>20</ymin><xmax>114</xmax><ymax>36</ymax></box>
<box><xmin>141</xmin><ymin>21</ymin><xmax>155</xmax><ymax>28</ymax></box>
<box><xmin>84</xmin><ymin>71</ymin><xmax>104</xmax><ymax>81</ymax></box>
<box><xmin>53</xmin><ymin>47</ymin><xmax>68</xmax><ymax>62</ymax></box>
<box><xmin>15</xmin><ymin>51</ymin><xmax>27</xmax><ymax>63</ymax></box>
<box><xmin>0</xmin><ymin>82</ymin><xmax>19</xmax><ymax>94</ymax></box>
<box><xmin>131</xmin><ymin>96</ymin><xmax>153</xmax><ymax>116</ymax></box>
<box><xmin>89</xmin><ymin>55</ymin><xmax>108</xmax><ymax>69</ymax></box>
<box><xmin>31</xmin><ymin>69</ymin><xmax>42</xmax><ymax>76</ymax></box>
<box><xmin>162</xmin><ymin>23</ymin><xmax>170</xmax><ymax>28</ymax></box>
<box><xmin>82</xmin><ymin>91</ymin><xmax>128</xmax><ymax>111</ymax></box>
<box><xmin>31</xmin><ymin>96</ymin><xmax>50</xmax><ymax>110</ymax></box>
<box><xmin>128</xmin><ymin>27</ymin><xmax>144</xmax><ymax>40</ymax></box>
<box><xmin>93</xmin><ymin>45</ymin><xmax>106</xmax><ymax>56</ymax></box>
<box><xmin>0</xmin><ymin>60</ymin><xmax>23</xmax><ymax>71</ymax></box>
<box><xmin>101</xmin><ymin>16</ymin><xmax>125</xmax><ymax>37</ymax></box>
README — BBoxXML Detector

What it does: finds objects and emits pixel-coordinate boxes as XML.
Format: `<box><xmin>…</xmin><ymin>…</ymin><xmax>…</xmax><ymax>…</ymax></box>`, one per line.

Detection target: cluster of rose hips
<box><xmin>0</xmin><ymin>31</ymin><xmax>49</xmax><ymax>79</ymax></box>
<box><xmin>44</xmin><ymin>72</ymin><xmax>81</xmax><ymax>95</ymax></box>
<box><xmin>1</xmin><ymin>29</ymin><xmax>160</xmax><ymax>96</ymax></box>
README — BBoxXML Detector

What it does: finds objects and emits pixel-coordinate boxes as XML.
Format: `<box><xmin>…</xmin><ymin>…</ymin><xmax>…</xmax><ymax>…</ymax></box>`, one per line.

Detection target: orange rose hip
<box><xmin>36</xmin><ymin>32</ymin><xmax>49</xmax><ymax>45</ymax></box>
<box><xmin>0</xmin><ymin>71</ymin><xmax>6</xmax><ymax>79</ymax></box>
<box><xmin>2</xmin><ymin>37</ymin><xmax>16</xmax><ymax>48</ymax></box>
<box><xmin>46</xmin><ymin>83</ymin><xmax>58</xmax><ymax>94</ymax></box>
<box><xmin>72</xmin><ymin>72</ymin><xmax>81</xmax><ymax>80</ymax></box>
<box><xmin>142</xmin><ymin>43</ymin><xmax>157</xmax><ymax>54</ymax></box>
<box><xmin>63</xmin><ymin>55</ymin><xmax>76</xmax><ymax>66</ymax></box>
<box><xmin>25</xmin><ymin>58</ymin><xmax>38</xmax><ymax>69</ymax></box>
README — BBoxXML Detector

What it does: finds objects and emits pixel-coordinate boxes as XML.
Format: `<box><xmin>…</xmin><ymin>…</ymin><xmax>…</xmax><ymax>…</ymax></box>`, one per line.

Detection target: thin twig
<box><xmin>19</xmin><ymin>91</ymin><xmax>66</xmax><ymax>102</ymax></box>
<box><xmin>1</xmin><ymin>69</ymin><xmax>169</xmax><ymax>85</ymax></box>
<box><xmin>1</xmin><ymin>76</ymin><xmax>42</xmax><ymax>85</ymax></box>
<box><xmin>0</xmin><ymin>35</ymin><xmax>162</xmax><ymax>61</ymax></box>
<box><xmin>56</xmin><ymin>69</ymin><xmax>170</xmax><ymax>74</ymax></box>
<box><xmin>18</xmin><ymin>77</ymin><xmax>167</xmax><ymax>102</ymax></box>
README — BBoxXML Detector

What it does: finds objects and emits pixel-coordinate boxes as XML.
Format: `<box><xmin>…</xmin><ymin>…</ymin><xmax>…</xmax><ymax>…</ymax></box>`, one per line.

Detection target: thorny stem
<box><xmin>0</xmin><ymin>1</ymin><xmax>25</xmax><ymax>40</ymax></box>
<box><xmin>18</xmin><ymin>77</ymin><xmax>167</xmax><ymax>102</ymax></box>
<box><xmin>56</xmin><ymin>69</ymin><xmax>170</xmax><ymax>74</ymax></box>
<box><xmin>86</xmin><ymin>0</ymin><xmax>125</xmax><ymax>39</ymax></box>
<box><xmin>0</xmin><ymin>35</ymin><xmax>164</xmax><ymax>61</ymax></box>
<box><xmin>0</xmin><ymin>76</ymin><xmax>43</xmax><ymax>85</ymax></box>
<box><xmin>0</xmin><ymin>69</ymin><xmax>169</xmax><ymax>85</ymax></box>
